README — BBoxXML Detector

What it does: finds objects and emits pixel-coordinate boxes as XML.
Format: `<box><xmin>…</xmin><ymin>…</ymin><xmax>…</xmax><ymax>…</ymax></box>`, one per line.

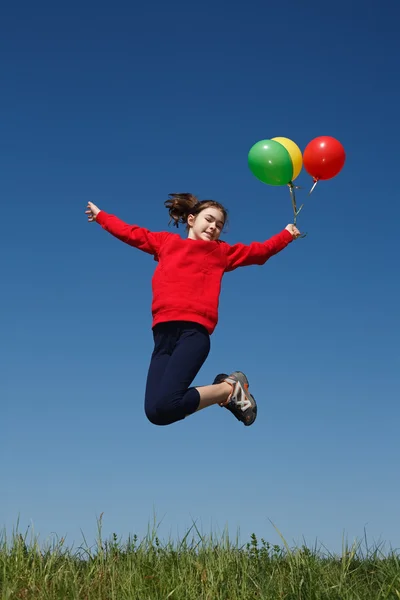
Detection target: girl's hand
<box><xmin>86</xmin><ymin>202</ymin><xmax>100</xmax><ymax>222</ymax></box>
<box><xmin>285</xmin><ymin>224</ymin><xmax>301</xmax><ymax>239</ymax></box>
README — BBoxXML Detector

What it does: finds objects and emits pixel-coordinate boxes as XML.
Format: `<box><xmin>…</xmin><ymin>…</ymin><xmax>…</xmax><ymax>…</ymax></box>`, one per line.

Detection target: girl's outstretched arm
<box><xmin>224</xmin><ymin>225</ymin><xmax>299</xmax><ymax>272</ymax></box>
<box><xmin>85</xmin><ymin>202</ymin><xmax>168</xmax><ymax>257</ymax></box>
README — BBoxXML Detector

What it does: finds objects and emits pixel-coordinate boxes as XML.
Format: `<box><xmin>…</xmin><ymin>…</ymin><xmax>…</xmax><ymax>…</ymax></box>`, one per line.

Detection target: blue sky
<box><xmin>2</xmin><ymin>0</ymin><xmax>399</xmax><ymax>553</ymax></box>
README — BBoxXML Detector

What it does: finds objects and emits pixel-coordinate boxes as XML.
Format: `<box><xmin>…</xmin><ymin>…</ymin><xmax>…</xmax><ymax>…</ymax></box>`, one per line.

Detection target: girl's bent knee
<box><xmin>144</xmin><ymin>389</ymin><xmax>199</xmax><ymax>426</ymax></box>
<box><xmin>146</xmin><ymin>411</ymin><xmax>168</xmax><ymax>426</ymax></box>
<box><xmin>145</xmin><ymin>404</ymin><xmax>179</xmax><ymax>426</ymax></box>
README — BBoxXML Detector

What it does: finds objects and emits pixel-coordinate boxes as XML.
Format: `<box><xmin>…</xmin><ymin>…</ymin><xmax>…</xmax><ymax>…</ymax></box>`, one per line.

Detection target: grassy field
<box><xmin>1</xmin><ymin>521</ymin><xmax>400</xmax><ymax>599</ymax></box>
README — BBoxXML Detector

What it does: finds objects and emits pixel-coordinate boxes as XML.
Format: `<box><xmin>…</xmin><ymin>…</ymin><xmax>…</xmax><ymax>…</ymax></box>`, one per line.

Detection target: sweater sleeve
<box><xmin>96</xmin><ymin>211</ymin><xmax>168</xmax><ymax>258</ymax></box>
<box><xmin>224</xmin><ymin>229</ymin><xmax>293</xmax><ymax>272</ymax></box>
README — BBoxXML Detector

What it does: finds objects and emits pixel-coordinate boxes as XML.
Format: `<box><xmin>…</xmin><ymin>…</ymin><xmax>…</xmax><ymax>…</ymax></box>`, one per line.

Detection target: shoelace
<box><xmin>230</xmin><ymin>383</ymin><xmax>252</xmax><ymax>411</ymax></box>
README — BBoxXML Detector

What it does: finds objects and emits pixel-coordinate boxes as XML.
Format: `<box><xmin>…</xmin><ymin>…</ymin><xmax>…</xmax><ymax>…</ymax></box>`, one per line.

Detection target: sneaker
<box><xmin>213</xmin><ymin>373</ymin><xmax>229</xmax><ymax>385</ymax></box>
<box><xmin>220</xmin><ymin>371</ymin><xmax>257</xmax><ymax>427</ymax></box>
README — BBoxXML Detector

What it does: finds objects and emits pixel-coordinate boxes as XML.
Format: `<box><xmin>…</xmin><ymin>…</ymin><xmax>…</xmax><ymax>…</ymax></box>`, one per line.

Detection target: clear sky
<box><xmin>2</xmin><ymin>0</ymin><xmax>399</xmax><ymax>553</ymax></box>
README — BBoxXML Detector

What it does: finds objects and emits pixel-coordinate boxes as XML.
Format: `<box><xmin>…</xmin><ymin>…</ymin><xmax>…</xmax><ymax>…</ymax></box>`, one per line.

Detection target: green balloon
<box><xmin>248</xmin><ymin>139</ymin><xmax>293</xmax><ymax>186</ymax></box>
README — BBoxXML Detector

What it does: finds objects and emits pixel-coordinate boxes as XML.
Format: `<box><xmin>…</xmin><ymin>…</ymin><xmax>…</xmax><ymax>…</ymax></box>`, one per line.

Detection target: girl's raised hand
<box><xmin>86</xmin><ymin>202</ymin><xmax>100</xmax><ymax>222</ymax></box>
<box><xmin>285</xmin><ymin>224</ymin><xmax>301</xmax><ymax>239</ymax></box>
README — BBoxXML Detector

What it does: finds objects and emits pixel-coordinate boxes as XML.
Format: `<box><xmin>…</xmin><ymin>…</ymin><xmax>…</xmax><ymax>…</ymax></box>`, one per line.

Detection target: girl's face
<box><xmin>187</xmin><ymin>208</ymin><xmax>225</xmax><ymax>242</ymax></box>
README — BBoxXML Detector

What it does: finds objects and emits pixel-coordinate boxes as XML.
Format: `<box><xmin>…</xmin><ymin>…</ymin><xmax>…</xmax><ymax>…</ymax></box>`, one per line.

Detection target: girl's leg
<box><xmin>195</xmin><ymin>382</ymin><xmax>231</xmax><ymax>410</ymax></box>
<box><xmin>144</xmin><ymin>353</ymin><xmax>171</xmax><ymax>422</ymax></box>
<box><xmin>145</xmin><ymin>322</ymin><xmax>231</xmax><ymax>426</ymax></box>
<box><xmin>144</xmin><ymin>323</ymin><xmax>177</xmax><ymax>424</ymax></box>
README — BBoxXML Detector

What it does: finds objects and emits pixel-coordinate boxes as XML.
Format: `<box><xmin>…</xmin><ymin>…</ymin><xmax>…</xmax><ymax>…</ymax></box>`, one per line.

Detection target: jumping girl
<box><xmin>85</xmin><ymin>194</ymin><xmax>300</xmax><ymax>427</ymax></box>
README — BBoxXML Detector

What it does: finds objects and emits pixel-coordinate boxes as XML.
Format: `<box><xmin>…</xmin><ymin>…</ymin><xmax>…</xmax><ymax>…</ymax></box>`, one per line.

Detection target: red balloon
<box><xmin>303</xmin><ymin>136</ymin><xmax>346</xmax><ymax>181</ymax></box>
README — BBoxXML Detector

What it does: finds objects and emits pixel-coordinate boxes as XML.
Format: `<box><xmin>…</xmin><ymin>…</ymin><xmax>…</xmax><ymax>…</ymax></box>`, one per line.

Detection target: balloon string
<box><xmin>288</xmin><ymin>183</ymin><xmax>297</xmax><ymax>223</ymax></box>
<box><xmin>309</xmin><ymin>178</ymin><xmax>318</xmax><ymax>194</ymax></box>
<box><xmin>288</xmin><ymin>183</ymin><xmax>306</xmax><ymax>238</ymax></box>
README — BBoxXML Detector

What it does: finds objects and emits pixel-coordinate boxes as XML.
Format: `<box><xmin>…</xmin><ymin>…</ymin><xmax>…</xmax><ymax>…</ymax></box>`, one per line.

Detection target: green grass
<box><xmin>1</xmin><ymin>519</ymin><xmax>400</xmax><ymax>599</ymax></box>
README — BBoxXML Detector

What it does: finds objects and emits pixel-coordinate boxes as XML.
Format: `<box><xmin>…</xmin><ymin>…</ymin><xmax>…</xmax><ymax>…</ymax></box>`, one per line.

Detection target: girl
<box><xmin>85</xmin><ymin>193</ymin><xmax>300</xmax><ymax>427</ymax></box>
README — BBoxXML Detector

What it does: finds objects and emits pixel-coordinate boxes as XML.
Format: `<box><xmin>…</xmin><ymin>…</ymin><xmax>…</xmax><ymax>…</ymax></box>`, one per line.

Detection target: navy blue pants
<box><xmin>144</xmin><ymin>321</ymin><xmax>211</xmax><ymax>426</ymax></box>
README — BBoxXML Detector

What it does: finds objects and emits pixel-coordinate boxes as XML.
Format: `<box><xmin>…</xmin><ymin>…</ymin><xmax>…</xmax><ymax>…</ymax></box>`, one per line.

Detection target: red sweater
<box><xmin>96</xmin><ymin>211</ymin><xmax>293</xmax><ymax>334</ymax></box>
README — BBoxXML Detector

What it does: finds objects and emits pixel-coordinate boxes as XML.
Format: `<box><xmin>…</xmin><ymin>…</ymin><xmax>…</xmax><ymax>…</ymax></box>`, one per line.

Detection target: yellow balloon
<box><xmin>272</xmin><ymin>137</ymin><xmax>303</xmax><ymax>181</ymax></box>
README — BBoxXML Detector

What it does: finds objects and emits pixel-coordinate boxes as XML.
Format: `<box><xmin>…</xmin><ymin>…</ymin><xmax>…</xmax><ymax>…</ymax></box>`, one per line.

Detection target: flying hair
<box><xmin>164</xmin><ymin>193</ymin><xmax>228</xmax><ymax>231</ymax></box>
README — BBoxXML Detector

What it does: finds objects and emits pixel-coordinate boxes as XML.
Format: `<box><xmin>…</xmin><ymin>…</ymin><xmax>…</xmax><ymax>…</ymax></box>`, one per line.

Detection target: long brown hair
<box><xmin>164</xmin><ymin>193</ymin><xmax>228</xmax><ymax>231</ymax></box>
